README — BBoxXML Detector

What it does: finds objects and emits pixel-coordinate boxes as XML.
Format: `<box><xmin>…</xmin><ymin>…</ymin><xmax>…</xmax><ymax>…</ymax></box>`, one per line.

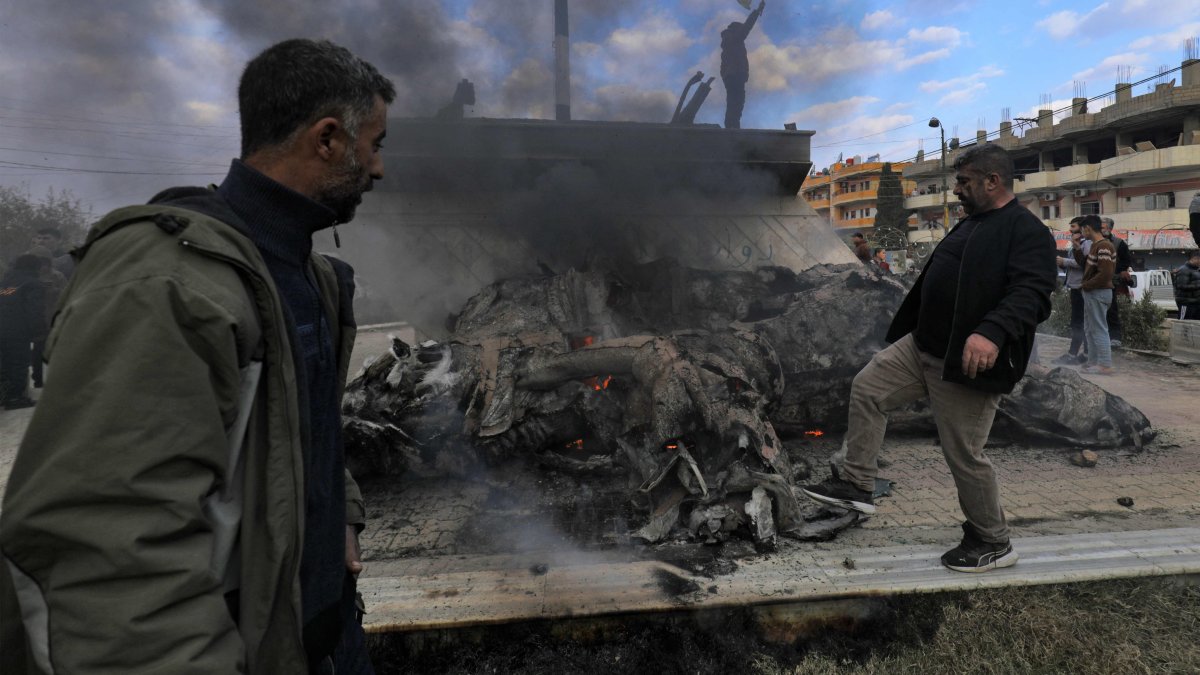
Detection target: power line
<box><xmin>0</xmin><ymin>159</ymin><xmax>224</xmax><ymax>176</ymax></box>
<box><xmin>892</xmin><ymin>62</ymin><xmax>1188</xmax><ymax>166</ymax></box>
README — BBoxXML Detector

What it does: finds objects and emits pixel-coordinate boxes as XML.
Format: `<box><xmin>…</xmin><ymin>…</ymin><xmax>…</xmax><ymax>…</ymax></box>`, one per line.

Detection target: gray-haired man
<box><xmin>2</xmin><ymin>39</ymin><xmax>392</xmax><ymax>674</ymax></box>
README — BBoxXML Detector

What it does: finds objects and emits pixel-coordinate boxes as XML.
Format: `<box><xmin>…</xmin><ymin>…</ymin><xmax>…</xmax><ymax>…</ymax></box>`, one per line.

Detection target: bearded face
<box><xmin>315</xmin><ymin>142</ymin><xmax>372</xmax><ymax>224</ymax></box>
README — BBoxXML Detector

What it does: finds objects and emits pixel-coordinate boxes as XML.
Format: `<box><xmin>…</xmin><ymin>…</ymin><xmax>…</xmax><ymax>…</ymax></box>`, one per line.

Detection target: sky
<box><xmin>0</xmin><ymin>0</ymin><xmax>1198</xmax><ymax>220</ymax></box>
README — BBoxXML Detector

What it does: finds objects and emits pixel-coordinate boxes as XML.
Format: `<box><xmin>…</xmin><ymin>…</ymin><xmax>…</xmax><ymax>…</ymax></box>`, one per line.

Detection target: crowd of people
<box><xmin>1051</xmin><ymin>215</ymin><xmax>1133</xmax><ymax>374</ymax></box>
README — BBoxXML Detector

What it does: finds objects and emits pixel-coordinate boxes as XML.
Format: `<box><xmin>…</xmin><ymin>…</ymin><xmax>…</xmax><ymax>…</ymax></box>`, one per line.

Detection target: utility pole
<box><xmin>555</xmin><ymin>0</ymin><xmax>570</xmax><ymax>121</ymax></box>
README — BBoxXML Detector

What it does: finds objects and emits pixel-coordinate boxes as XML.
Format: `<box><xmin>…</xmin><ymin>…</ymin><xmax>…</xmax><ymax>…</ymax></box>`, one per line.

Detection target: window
<box><xmin>1144</xmin><ymin>193</ymin><xmax>1176</xmax><ymax>210</ymax></box>
<box><xmin>1080</xmin><ymin>201</ymin><xmax>1101</xmax><ymax>215</ymax></box>
<box><xmin>1041</xmin><ymin>205</ymin><xmax>1061</xmax><ymax>220</ymax></box>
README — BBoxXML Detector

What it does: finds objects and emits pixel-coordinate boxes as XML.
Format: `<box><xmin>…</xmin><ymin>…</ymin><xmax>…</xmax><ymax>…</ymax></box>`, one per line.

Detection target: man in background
<box><xmin>720</xmin><ymin>0</ymin><xmax>765</xmax><ymax>129</ymax></box>
<box><xmin>0</xmin><ymin>253</ymin><xmax>46</xmax><ymax>410</ymax></box>
<box><xmin>1</xmin><ymin>39</ymin><xmax>392</xmax><ymax>674</ymax></box>
<box><xmin>30</xmin><ymin>226</ymin><xmax>75</xmax><ymax>278</ymax></box>
<box><xmin>1100</xmin><ymin>217</ymin><xmax>1132</xmax><ymax>347</ymax></box>
<box><xmin>851</xmin><ymin>232</ymin><xmax>872</xmax><ymax>263</ymax></box>
<box><xmin>1054</xmin><ymin>216</ymin><xmax>1090</xmax><ymax>365</ymax></box>
<box><xmin>1076</xmin><ymin>215</ymin><xmax>1116</xmax><ymax>375</ymax></box>
<box><xmin>1174</xmin><ymin>250</ymin><xmax>1200</xmax><ymax>320</ymax></box>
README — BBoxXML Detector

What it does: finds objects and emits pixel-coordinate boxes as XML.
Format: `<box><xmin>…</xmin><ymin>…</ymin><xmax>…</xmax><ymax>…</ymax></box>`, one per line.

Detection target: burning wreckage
<box><xmin>342</xmin><ymin>262</ymin><xmax>1155</xmax><ymax>549</ymax></box>
<box><xmin>340</xmin><ymin>119</ymin><xmax>1154</xmax><ymax>551</ymax></box>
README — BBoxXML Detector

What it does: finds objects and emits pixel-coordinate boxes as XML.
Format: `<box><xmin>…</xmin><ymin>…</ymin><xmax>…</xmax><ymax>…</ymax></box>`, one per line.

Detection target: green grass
<box><xmin>759</xmin><ymin>577</ymin><xmax>1200</xmax><ymax>675</ymax></box>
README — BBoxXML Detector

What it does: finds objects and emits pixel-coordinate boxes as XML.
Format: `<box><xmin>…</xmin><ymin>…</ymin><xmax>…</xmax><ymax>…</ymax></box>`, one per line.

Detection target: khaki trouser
<box><xmin>841</xmin><ymin>334</ymin><xmax>1009</xmax><ymax>543</ymax></box>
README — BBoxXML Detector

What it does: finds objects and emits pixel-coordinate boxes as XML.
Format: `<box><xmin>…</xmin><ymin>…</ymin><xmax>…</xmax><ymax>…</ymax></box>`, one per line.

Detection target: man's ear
<box><xmin>308</xmin><ymin>116</ymin><xmax>343</xmax><ymax>162</ymax></box>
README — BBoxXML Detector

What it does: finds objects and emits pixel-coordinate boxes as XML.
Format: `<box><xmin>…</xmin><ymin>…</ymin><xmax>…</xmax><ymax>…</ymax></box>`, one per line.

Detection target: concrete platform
<box><xmin>360</xmin><ymin>526</ymin><xmax>1200</xmax><ymax>633</ymax></box>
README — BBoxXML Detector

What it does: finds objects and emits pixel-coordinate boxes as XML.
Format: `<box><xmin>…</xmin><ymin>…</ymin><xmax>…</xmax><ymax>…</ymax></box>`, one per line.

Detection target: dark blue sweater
<box><xmin>216</xmin><ymin>160</ymin><xmax>346</xmax><ymax>660</ymax></box>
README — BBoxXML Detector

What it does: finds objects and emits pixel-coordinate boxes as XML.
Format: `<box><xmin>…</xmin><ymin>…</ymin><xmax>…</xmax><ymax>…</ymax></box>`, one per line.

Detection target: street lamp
<box><xmin>929</xmin><ymin>117</ymin><xmax>949</xmax><ymax>233</ymax></box>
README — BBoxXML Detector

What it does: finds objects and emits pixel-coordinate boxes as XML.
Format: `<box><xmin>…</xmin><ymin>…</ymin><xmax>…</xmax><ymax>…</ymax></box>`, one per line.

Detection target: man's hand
<box><xmin>345</xmin><ymin>525</ymin><xmax>364</xmax><ymax>577</ymax></box>
<box><xmin>1120</xmin><ymin>269</ymin><xmax>1132</xmax><ymax>282</ymax></box>
<box><xmin>962</xmin><ymin>333</ymin><xmax>999</xmax><ymax>379</ymax></box>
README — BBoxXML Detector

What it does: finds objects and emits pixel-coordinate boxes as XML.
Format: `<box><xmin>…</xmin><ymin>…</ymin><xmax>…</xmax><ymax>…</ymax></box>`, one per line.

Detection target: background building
<box><xmin>802</xmin><ymin>156</ymin><xmax>916</xmax><ymax>239</ymax></box>
<box><xmin>905</xmin><ymin>56</ymin><xmax>1200</xmax><ymax>271</ymax></box>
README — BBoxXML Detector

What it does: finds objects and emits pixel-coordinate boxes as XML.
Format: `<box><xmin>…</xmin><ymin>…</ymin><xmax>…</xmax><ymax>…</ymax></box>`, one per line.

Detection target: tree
<box><xmin>870</xmin><ymin>162</ymin><xmax>913</xmax><ymax>252</ymax></box>
<box><xmin>0</xmin><ymin>186</ymin><xmax>92</xmax><ymax>273</ymax></box>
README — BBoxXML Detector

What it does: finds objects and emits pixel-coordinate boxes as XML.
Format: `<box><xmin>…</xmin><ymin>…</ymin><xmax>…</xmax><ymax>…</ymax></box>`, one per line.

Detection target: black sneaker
<box><xmin>800</xmin><ymin>477</ymin><xmax>876</xmax><ymax>514</ymax></box>
<box><xmin>941</xmin><ymin>522</ymin><xmax>1018</xmax><ymax>573</ymax></box>
<box><xmin>1050</xmin><ymin>353</ymin><xmax>1078</xmax><ymax>366</ymax></box>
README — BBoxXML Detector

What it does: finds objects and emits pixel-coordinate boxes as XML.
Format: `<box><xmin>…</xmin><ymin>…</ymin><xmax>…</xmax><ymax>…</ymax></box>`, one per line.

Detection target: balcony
<box><xmin>832</xmin><ymin>188</ymin><xmax>878</xmax><ymax>206</ymax></box>
<box><xmin>805</xmin><ymin>195</ymin><xmax>831</xmax><ymax>210</ymax></box>
<box><xmin>1108</xmin><ymin>208</ymin><xmax>1190</xmax><ymax>231</ymax></box>
<box><xmin>833</xmin><ymin>216</ymin><xmax>875</xmax><ymax>229</ymax></box>
<box><xmin>1015</xmin><ymin>170</ymin><xmax>1059</xmax><ymax>194</ymax></box>
<box><xmin>1099</xmin><ymin>145</ymin><xmax>1200</xmax><ymax>181</ymax></box>
<box><xmin>1056</xmin><ymin>163</ymin><xmax>1101</xmax><ymax>187</ymax></box>
<box><xmin>905</xmin><ymin>192</ymin><xmax>947</xmax><ymax>210</ymax></box>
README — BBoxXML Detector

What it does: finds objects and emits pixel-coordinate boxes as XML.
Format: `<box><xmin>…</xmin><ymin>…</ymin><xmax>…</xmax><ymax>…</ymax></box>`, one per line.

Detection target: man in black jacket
<box><xmin>1101</xmin><ymin>217</ymin><xmax>1132</xmax><ymax>347</ymax></box>
<box><xmin>803</xmin><ymin>144</ymin><xmax>1056</xmax><ymax>573</ymax></box>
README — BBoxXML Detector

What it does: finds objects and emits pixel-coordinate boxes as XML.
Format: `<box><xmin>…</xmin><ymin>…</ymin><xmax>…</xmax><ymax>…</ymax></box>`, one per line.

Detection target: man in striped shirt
<box><xmin>1073</xmin><ymin>214</ymin><xmax>1116</xmax><ymax>374</ymax></box>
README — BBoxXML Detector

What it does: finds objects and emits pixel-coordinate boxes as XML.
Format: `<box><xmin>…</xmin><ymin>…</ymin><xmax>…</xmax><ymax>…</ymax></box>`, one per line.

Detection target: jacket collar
<box><xmin>216</xmin><ymin>160</ymin><xmax>337</xmax><ymax>266</ymax></box>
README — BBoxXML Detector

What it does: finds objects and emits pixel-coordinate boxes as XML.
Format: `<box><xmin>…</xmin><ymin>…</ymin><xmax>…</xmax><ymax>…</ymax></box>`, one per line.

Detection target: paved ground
<box><xmin>2</xmin><ymin>330</ymin><xmax>1198</xmax><ymax>602</ymax></box>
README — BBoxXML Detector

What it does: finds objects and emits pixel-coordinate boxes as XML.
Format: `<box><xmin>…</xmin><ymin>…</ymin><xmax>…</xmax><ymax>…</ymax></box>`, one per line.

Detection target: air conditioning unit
<box><xmin>1040</xmin><ymin>193</ymin><xmax>1057</xmax><ymax>201</ymax></box>
<box><xmin>1074</xmin><ymin>189</ymin><xmax>1089</xmax><ymax>197</ymax></box>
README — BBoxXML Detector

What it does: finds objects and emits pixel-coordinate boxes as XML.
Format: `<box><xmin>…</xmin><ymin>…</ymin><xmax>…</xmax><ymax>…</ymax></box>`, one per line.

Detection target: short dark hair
<box><xmin>851</xmin><ymin>232</ymin><xmax>864</xmax><ymax>239</ymax></box>
<box><xmin>1080</xmin><ymin>214</ymin><xmax>1102</xmax><ymax>231</ymax></box>
<box><xmin>953</xmin><ymin>143</ymin><xmax>1014</xmax><ymax>189</ymax></box>
<box><xmin>1068</xmin><ymin>216</ymin><xmax>1084</xmax><ymax>225</ymax></box>
<box><xmin>238</xmin><ymin>39</ymin><xmax>396</xmax><ymax>158</ymax></box>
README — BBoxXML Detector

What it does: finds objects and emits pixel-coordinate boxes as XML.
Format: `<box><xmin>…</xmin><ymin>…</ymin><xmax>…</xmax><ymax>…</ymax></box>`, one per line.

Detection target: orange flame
<box><xmin>565</xmin><ymin>439</ymin><xmax>584</xmax><ymax>450</ymax></box>
<box><xmin>584</xmin><ymin>374</ymin><xmax>614</xmax><ymax>391</ymax></box>
<box><xmin>804</xmin><ymin>429</ymin><xmax>825</xmax><ymax>437</ymax></box>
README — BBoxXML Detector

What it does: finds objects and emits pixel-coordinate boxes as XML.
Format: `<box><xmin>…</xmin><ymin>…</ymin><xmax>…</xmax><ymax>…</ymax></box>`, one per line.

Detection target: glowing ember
<box><xmin>584</xmin><ymin>374</ymin><xmax>614</xmax><ymax>391</ymax></box>
<box><xmin>569</xmin><ymin>335</ymin><xmax>596</xmax><ymax>350</ymax></box>
<box><xmin>804</xmin><ymin>429</ymin><xmax>825</xmax><ymax>437</ymax></box>
<box><xmin>565</xmin><ymin>439</ymin><xmax>584</xmax><ymax>450</ymax></box>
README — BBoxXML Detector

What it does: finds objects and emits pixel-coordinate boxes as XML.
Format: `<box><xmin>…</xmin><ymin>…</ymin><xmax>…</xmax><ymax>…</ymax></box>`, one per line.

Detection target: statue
<box><xmin>720</xmin><ymin>0</ymin><xmax>764</xmax><ymax>129</ymax></box>
<box><xmin>670</xmin><ymin>71</ymin><xmax>716</xmax><ymax>125</ymax></box>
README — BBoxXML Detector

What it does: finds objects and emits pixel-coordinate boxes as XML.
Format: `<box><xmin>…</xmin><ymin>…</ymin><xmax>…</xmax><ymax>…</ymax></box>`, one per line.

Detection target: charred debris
<box><xmin>342</xmin><ymin>261</ymin><xmax>1154</xmax><ymax>550</ymax></box>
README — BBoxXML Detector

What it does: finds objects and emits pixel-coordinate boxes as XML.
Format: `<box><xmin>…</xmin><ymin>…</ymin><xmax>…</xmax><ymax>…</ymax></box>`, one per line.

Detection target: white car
<box><xmin>1130</xmin><ymin>270</ymin><xmax>1176</xmax><ymax>312</ymax></box>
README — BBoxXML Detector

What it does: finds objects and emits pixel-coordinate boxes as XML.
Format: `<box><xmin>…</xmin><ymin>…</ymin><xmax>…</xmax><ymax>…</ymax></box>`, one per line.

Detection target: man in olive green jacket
<box><xmin>0</xmin><ymin>39</ymin><xmax>393</xmax><ymax>674</ymax></box>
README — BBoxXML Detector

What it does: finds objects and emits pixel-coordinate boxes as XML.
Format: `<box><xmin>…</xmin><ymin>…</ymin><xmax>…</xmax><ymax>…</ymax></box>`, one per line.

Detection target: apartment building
<box><xmin>904</xmin><ymin>57</ymin><xmax>1200</xmax><ymax>271</ymax></box>
<box><xmin>802</xmin><ymin>157</ymin><xmax>915</xmax><ymax>237</ymax></box>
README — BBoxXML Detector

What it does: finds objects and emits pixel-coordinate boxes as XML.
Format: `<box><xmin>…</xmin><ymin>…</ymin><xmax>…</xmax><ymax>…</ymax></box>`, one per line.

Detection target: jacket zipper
<box><xmin>944</xmin><ymin>216</ymin><xmax>984</xmax><ymax>369</ymax></box>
